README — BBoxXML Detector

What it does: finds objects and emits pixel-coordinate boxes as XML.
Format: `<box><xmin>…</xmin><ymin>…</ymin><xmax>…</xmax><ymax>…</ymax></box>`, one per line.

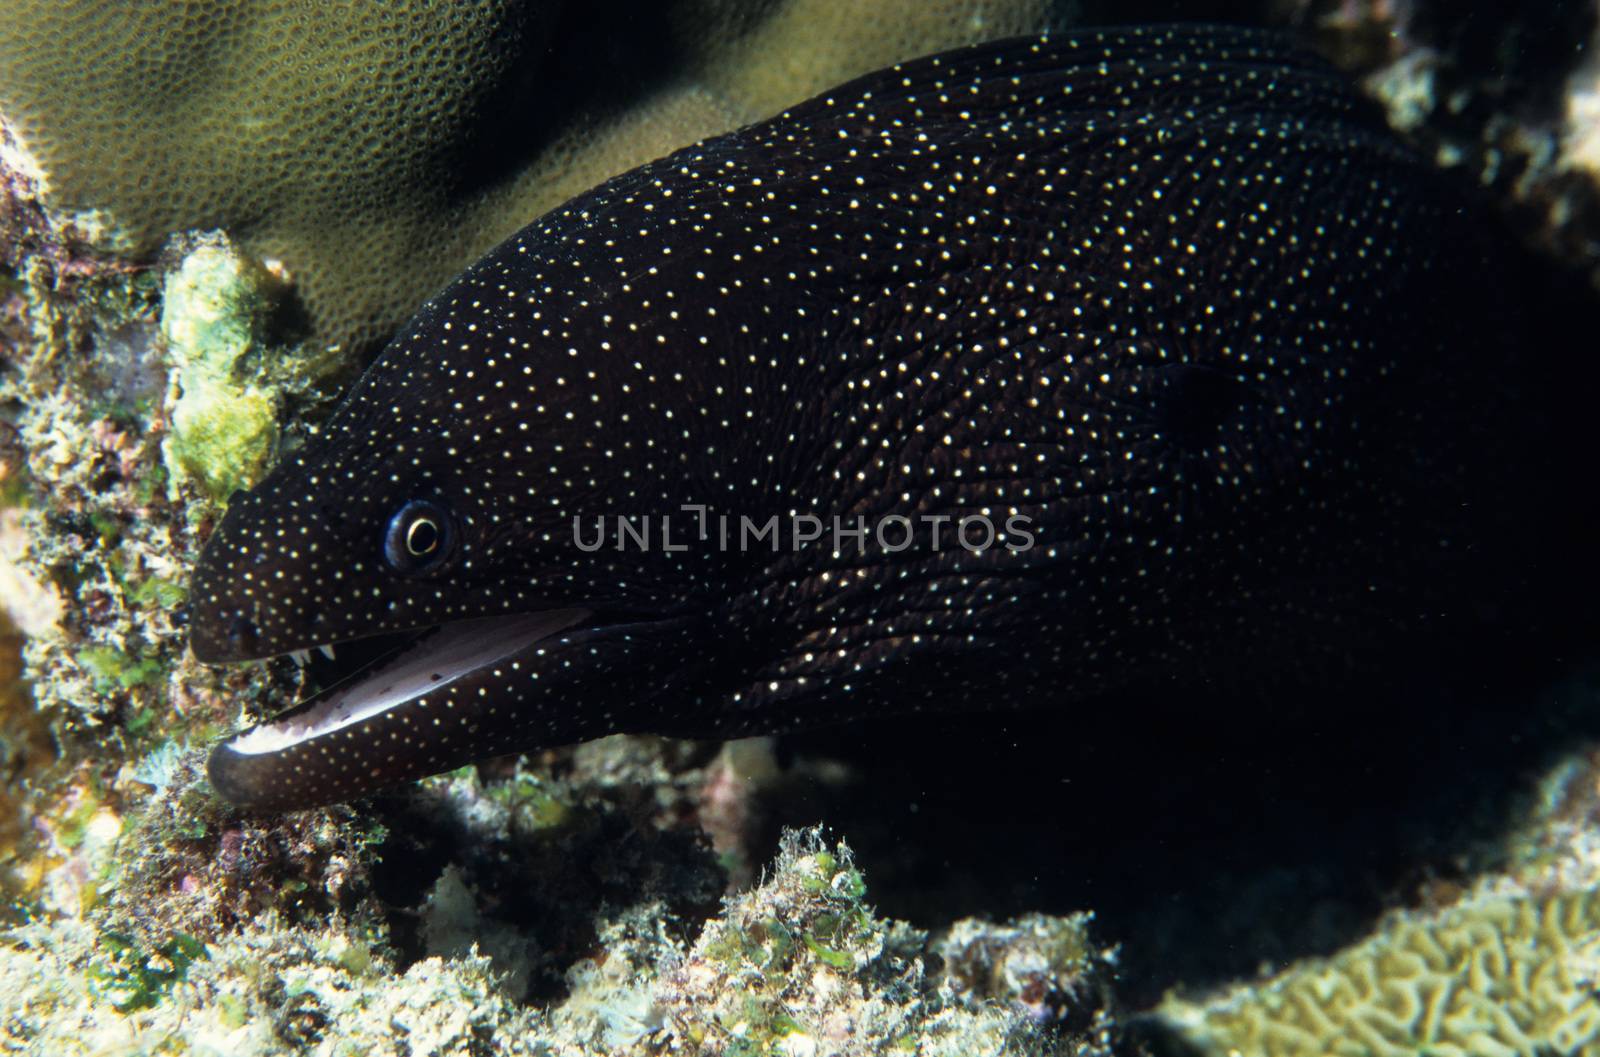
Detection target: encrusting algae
<box><xmin>158</xmin><ymin>237</ymin><xmax>282</xmax><ymax>504</ymax></box>
<box><xmin>0</xmin><ymin>827</ymin><xmax>1118</xmax><ymax>1056</ymax></box>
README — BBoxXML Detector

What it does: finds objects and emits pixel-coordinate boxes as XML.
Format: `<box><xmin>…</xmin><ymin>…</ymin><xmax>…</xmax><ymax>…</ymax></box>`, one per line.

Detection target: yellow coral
<box><xmin>1156</xmin><ymin>889</ymin><xmax>1600</xmax><ymax>1057</ymax></box>
<box><xmin>698</xmin><ymin>0</ymin><xmax>1052</xmax><ymax>116</ymax></box>
<box><xmin>0</xmin><ymin>0</ymin><xmax>1060</xmax><ymax>354</ymax></box>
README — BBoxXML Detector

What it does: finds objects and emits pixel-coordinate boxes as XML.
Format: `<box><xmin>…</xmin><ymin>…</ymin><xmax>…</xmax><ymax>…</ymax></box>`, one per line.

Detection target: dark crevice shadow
<box><xmin>365</xmin><ymin>782</ymin><xmax>724</xmax><ymax>1003</ymax></box>
<box><xmin>747</xmin><ymin>140</ymin><xmax>1600</xmax><ymax>1011</ymax></box>
<box><xmin>758</xmin><ymin>635</ymin><xmax>1600</xmax><ymax>1009</ymax></box>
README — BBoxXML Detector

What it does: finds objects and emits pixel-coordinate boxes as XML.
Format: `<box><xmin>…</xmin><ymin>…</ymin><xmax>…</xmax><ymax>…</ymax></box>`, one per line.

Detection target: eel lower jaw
<box><xmin>221</xmin><ymin>608</ymin><xmax>592</xmax><ymax>758</ymax></box>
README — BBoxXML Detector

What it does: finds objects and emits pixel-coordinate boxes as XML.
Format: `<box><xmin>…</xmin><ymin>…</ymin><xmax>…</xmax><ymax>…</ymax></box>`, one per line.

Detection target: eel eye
<box><xmin>384</xmin><ymin>499</ymin><xmax>455</xmax><ymax>574</ymax></box>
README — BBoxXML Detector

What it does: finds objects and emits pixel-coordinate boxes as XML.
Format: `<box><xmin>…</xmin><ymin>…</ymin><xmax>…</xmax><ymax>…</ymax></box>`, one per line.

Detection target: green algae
<box><xmin>484</xmin><ymin>770</ymin><xmax>573</xmax><ymax>832</ymax></box>
<box><xmin>158</xmin><ymin>237</ymin><xmax>279</xmax><ymax>502</ymax></box>
<box><xmin>87</xmin><ymin>930</ymin><xmax>206</xmax><ymax>1013</ymax></box>
<box><xmin>76</xmin><ymin>644</ymin><xmax>162</xmax><ymax>695</ymax></box>
<box><xmin>125</xmin><ymin>574</ymin><xmax>185</xmax><ymax>612</ymax></box>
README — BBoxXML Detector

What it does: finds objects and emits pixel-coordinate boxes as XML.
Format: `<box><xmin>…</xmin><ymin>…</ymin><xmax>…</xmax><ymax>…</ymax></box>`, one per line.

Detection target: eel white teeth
<box><xmin>319</xmin><ymin>644</ymin><xmax>336</xmax><ymax>661</ymax></box>
<box><xmin>289</xmin><ymin>649</ymin><xmax>310</xmax><ymax>667</ymax></box>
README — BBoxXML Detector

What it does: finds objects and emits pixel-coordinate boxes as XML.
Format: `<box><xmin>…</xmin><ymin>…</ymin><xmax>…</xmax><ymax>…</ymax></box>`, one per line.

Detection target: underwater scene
<box><xmin>3</xmin><ymin>1</ymin><xmax>1600</xmax><ymax>1054</ymax></box>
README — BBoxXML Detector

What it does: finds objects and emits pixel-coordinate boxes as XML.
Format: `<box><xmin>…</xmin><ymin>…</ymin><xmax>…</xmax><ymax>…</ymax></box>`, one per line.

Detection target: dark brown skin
<box><xmin>189</xmin><ymin>25</ymin><xmax>1545</xmax><ymax>810</ymax></box>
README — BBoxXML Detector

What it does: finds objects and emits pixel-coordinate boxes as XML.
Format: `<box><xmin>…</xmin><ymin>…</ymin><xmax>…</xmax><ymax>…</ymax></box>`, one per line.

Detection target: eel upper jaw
<box><xmin>219</xmin><ymin>607</ymin><xmax>593</xmax><ymax>758</ymax></box>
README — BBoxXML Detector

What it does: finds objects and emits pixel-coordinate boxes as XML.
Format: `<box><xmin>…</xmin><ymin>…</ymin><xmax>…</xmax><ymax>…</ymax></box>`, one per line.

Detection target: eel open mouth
<box><xmin>221</xmin><ymin>608</ymin><xmax>592</xmax><ymax>756</ymax></box>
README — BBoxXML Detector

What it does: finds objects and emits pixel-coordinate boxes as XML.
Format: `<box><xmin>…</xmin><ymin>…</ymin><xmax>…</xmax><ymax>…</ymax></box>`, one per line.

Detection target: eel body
<box><xmin>189</xmin><ymin>25</ymin><xmax>1537</xmax><ymax>809</ymax></box>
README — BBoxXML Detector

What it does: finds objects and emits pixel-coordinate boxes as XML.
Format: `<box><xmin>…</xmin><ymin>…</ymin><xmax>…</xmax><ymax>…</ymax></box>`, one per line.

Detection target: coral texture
<box><xmin>1157</xmin><ymin>888</ymin><xmax>1600</xmax><ymax>1056</ymax></box>
<box><xmin>0</xmin><ymin>0</ymin><xmax>1061</xmax><ymax>355</ymax></box>
<box><xmin>659</xmin><ymin>830</ymin><xmax>1114</xmax><ymax>1056</ymax></box>
<box><xmin>0</xmin><ymin>829</ymin><xmax>1111</xmax><ymax>1056</ymax></box>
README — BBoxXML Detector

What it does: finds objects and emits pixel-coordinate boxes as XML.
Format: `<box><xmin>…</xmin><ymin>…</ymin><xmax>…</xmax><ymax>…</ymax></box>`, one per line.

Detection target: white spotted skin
<box><xmin>192</xmin><ymin>25</ymin><xmax>1530</xmax><ymax>809</ymax></box>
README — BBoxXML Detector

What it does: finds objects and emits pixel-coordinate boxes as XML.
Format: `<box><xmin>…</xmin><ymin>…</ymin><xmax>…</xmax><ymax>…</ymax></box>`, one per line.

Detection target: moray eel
<box><xmin>190</xmin><ymin>24</ymin><xmax>1537</xmax><ymax>810</ymax></box>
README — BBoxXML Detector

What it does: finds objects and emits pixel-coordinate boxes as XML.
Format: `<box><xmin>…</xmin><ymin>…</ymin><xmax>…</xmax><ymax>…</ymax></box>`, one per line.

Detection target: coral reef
<box><xmin>0</xmin><ymin>915</ymin><xmax>540</xmax><ymax>1056</ymax></box>
<box><xmin>373</xmin><ymin>747</ymin><xmax>728</xmax><ymax>1006</ymax></box>
<box><xmin>0</xmin><ymin>149</ymin><xmax>287</xmax><ymax>919</ymax></box>
<box><xmin>0</xmin><ymin>828</ymin><xmax>1112</xmax><ymax>1055</ymax></box>
<box><xmin>0</xmin><ymin>0</ymin><xmax>1066</xmax><ymax>356</ymax></box>
<box><xmin>1153</xmin><ymin>888</ymin><xmax>1600</xmax><ymax>1056</ymax></box>
<box><xmin>2</xmin><ymin>2</ymin><xmax>1600</xmax><ymax>1054</ymax></box>
<box><xmin>938</xmin><ymin>913</ymin><xmax>1110</xmax><ymax>1030</ymax></box>
<box><xmin>106</xmin><ymin>749</ymin><xmax>385</xmax><ymax>948</ymax></box>
<box><xmin>1031</xmin><ymin>0</ymin><xmax>1600</xmax><ymax>290</ymax></box>
<box><xmin>1332</xmin><ymin>0</ymin><xmax>1600</xmax><ymax>290</ymax></box>
<box><xmin>1140</xmin><ymin>694</ymin><xmax>1600</xmax><ymax>1057</ymax></box>
<box><xmin>658</xmin><ymin>831</ymin><xmax>1115</xmax><ymax>1056</ymax></box>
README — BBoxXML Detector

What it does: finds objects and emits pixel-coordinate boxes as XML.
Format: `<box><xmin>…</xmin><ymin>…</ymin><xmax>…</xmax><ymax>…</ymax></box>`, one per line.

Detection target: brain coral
<box><xmin>0</xmin><ymin>0</ymin><xmax>1062</xmax><ymax>355</ymax></box>
<box><xmin>1155</xmin><ymin>888</ymin><xmax>1600</xmax><ymax>1057</ymax></box>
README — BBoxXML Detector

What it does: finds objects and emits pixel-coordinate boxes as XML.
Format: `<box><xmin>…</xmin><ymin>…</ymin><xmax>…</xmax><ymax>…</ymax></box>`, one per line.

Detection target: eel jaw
<box><xmin>208</xmin><ymin>608</ymin><xmax>590</xmax><ymax>805</ymax></box>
